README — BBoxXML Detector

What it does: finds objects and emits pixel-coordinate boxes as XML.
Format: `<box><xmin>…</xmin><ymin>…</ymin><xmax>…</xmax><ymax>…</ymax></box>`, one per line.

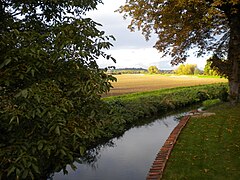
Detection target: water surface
<box><xmin>53</xmin><ymin>113</ymin><xmax>183</xmax><ymax>180</ymax></box>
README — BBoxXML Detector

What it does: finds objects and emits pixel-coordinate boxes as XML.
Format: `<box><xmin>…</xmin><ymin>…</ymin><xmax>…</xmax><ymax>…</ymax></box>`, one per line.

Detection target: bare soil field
<box><xmin>104</xmin><ymin>74</ymin><xmax>227</xmax><ymax>97</ymax></box>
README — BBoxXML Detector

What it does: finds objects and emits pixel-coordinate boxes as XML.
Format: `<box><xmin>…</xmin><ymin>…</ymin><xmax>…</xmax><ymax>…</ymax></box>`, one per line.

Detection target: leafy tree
<box><xmin>148</xmin><ymin>65</ymin><xmax>159</xmax><ymax>74</ymax></box>
<box><xmin>204</xmin><ymin>59</ymin><xmax>219</xmax><ymax>76</ymax></box>
<box><xmin>118</xmin><ymin>0</ymin><xmax>240</xmax><ymax>103</ymax></box>
<box><xmin>174</xmin><ymin>64</ymin><xmax>197</xmax><ymax>75</ymax></box>
<box><xmin>174</xmin><ymin>64</ymin><xmax>185</xmax><ymax>75</ymax></box>
<box><xmin>194</xmin><ymin>68</ymin><xmax>202</xmax><ymax>75</ymax></box>
<box><xmin>0</xmin><ymin>0</ymin><xmax>116</xmax><ymax>179</ymax></box>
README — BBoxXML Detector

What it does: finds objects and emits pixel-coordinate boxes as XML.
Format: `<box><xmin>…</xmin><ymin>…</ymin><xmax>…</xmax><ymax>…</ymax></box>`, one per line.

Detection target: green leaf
<box><xmin>14</xmin><ymin>29</ymin><xmax>20</xmax><ymax>35</ymax></box>
<box><xmin>60</xmin><ymin>149</ymin><xmax>66</xmax><ymax>156</ymax></box>
<box><xmin>68</xmin><ymin>153</ymin><xmax>73</xmax><ymax>162</ymax></box>
<box><xmin>22</xmin><ymin>169</ymin><xmax>29</xmax><ymax>179</ymax></box>
<box><xmin>29</xmin><ymin>171</ymin><xmax>34</xmax><ymax>179</ymax></box>
<box><xmin>9</xmin><ymin>116</ymin><xmax>19</xmax><ymax>125</ymax></box>
<box><xmin>79</xmin><ymin>146</ymin><xmax>86</xmax><ymax>156</ymax></box>
<box><xmin>31</xmin><ymin>111</ymin><xmax>36</xmax><ymax>118</ymax></box>
<box><xmin>31</xmin><ymin>69</ymin><xmax>35</xmax><ymax>77</ymax></box>
<box><xmin>63</xmin><ymin>168</ymin><xmax>68</xmax><ymax>174</ymax></box>
<box><xmin>62</xmin><ymin>108</ymin><xmax>68</xmax><ymax>113</ymax></box>
<box><xmin>31</xmin><ymin>164</ymin><xmax>40</xmax><ymax>174</ymax></box>
<box><xmin>16</xmin><ymin>116</ymin><xmax>19</xmax><ymax>125</ymax></box>
<box><xmin>16</xmin><ymin>168</ymin><xmax>20</xmax><ymax>176</ymax></box>
<box><xmin>70</xmin><ymin>163</ymin><xmax>77</xmax><ymax>171</ymax></box>
<box><xmin>35</xmin><ymin>94</ymin><xmax>40</xmax><ymax>103</ymax></box>
<box><xmin>7</xmin><ymin>166</ymin><xmax>15</xmax><ymax>177</ymax></box>
<box><xmin>47</xmin><ymin>148</ymin><xmax>51</xmax><ymax>156</ymax></box>
<box><xmin>20</xmin><ymin>74</ymin><xmax>24</xmax><ymax>80</ymax></box>
<box><xmin>0</xmin><ymin>58</ymin><xmax>11</xmax><ymax>69</ymax></box>
<box><xmin>38</xmin><ymin>142</ymin><xmax>43</xmax><ymax>150</ymax></box>
<box><xmin>21</xmin><ymin>89</ymin><xmax>28</xmax><ymax>98</ymax></box>
<box><xmin>9</xmin><ymin>116</ymin><xmax>16</xmax><ymax>124</ymax></box>
<box><xmin>55</xmin><ymin>126</ymin><xmax>60</xmax><ymax>135</ymax></box>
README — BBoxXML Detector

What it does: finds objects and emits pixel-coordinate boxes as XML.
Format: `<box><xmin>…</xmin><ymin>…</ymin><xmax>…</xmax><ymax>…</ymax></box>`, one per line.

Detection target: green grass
<box><xmin>104</xmin><ymin>83</ymin><xmax>228</xmax><ymax>101</ymax></box>
<box><xmin>144</xmin><ymin>74</ymin><xmax>223</xmax><ymax>78</ymax></box>
<box><xmin>99</xmin><ymin>84</ymin><xmax>228</xmax><ymax>141</ymax></box>
<box><xmin>197</xmin><ymin>75</ymin><xmax>225</xmax><ymax>79</ymax></box>
<box><xmin>162</xmin><ymin>103</ymin><xmax>240</xmax><ymax>180</ymax></box>
<box><xmin>202</xmin><ymin>98</ymin><xmax>221</xmax><ymax>109</ymax></box>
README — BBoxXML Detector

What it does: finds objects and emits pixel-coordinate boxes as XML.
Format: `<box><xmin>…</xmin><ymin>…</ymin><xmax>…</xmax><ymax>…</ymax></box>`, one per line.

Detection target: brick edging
<box><xmin>146</xmin><ymin>115</ymin><xmax>191</xmax><ymax>180</ymax></box>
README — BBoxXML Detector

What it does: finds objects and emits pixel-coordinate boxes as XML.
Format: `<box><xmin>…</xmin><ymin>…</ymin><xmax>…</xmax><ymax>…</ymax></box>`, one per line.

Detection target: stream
<box><xmin>53</xmin><ymin>111</ymin><xmax>189</xmax><ymax>180</ymax></box>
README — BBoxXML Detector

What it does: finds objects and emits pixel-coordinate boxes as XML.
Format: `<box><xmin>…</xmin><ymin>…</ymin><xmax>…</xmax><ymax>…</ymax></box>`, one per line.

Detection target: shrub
<box><xmin>103</xmin><ymin>83</ymin><xmax>228</xmax><ymax>128</ymax></box>
<box><xmin>202</xmin><ymin>99</ymin><xmax>221</xmax><ymax>108</ymax></box>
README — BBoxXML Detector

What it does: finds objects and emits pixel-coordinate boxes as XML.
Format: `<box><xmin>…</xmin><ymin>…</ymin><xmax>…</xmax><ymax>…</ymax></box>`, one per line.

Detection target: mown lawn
<box><xmin>162</xmin><ymin>103</ymin><xmax>240</xmax><ymax>180</ymax></box>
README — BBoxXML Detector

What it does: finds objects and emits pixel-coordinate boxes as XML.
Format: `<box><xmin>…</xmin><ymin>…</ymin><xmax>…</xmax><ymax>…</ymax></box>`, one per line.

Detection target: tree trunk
<box><xmin>229</xmin><ymin>78</ymin><xmax>239</xmax><ymax>104</ymax></box>
<box><xmin>227</xmin><ymin>12</ymin><xmax>240</xmax><ymax>104</ymax></box>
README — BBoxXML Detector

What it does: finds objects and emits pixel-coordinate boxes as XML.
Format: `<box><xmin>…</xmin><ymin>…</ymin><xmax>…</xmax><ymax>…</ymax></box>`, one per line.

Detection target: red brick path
<box><xmin>146</xmin><ymin>115</ymin><xmax>191</xmax><ymax>180</ymax></box>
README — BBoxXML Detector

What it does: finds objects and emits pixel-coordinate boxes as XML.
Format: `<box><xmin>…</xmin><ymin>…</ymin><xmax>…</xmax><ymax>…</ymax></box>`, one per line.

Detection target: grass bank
<box><xmin>101</xmin><ymin>84</ymin><xmax>228</xmax><ymax>137</ymax></box>
<box><xmin>162</xmin><ymin>103</ymin><xmax>240</xmax><ymax>179</ymax></box>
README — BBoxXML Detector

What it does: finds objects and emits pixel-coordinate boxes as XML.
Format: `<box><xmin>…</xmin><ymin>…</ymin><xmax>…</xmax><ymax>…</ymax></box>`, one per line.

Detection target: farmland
<box><xmin>105</xmin><ymin>74</ymin><xmax>228</xmax><ymax>96</ymax></box>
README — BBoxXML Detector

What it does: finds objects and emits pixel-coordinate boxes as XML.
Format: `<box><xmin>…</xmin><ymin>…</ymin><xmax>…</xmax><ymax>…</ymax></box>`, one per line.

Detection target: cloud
<box><xmin>87</xmin><ymin>0</ymin><xmax>157</xmax><ymax>49</ymax></box>
<box><xmin>87</xmin><ymin>0</ymin><xmax>208</xmax><ymax>69</ymax></box>
<box><xmin>97</xmin><ymin>48</ymin><xmax>176</xmax><ymax>70</ymax></box>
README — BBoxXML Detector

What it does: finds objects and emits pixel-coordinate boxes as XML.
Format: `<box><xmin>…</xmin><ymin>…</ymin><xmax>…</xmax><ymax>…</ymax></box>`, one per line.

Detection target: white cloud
<box><xmin>88</xmin><ymin>0</ymin><xmax>208</xmax><ymax>70</ymax></box>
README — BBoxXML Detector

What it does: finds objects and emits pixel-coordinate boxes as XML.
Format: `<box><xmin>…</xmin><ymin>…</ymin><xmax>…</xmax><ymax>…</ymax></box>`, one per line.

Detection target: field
<box><xmin>105</xmin><ymin>74</ymin><xmax>228</xmax><ymax>96</ymax></box>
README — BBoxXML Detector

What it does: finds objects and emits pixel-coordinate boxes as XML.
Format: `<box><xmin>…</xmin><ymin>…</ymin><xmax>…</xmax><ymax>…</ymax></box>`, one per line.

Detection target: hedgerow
<box><xmin>101</xmin><ymin>83</ymin><xmax>228</xmax><ymax>134</ymax></box>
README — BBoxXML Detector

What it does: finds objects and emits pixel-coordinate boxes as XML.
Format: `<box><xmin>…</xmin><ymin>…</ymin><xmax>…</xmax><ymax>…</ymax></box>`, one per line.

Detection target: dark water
<box><xmin>53</xmin><ymin>113</ymin><xmax>186</xmax><ymax>180</ymax></box>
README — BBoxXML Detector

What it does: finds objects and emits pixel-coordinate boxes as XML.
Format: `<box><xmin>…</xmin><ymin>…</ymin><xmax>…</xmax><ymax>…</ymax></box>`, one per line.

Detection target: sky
<box><xmin>87</xmin><ymin>0</ymin><xmax>209</xmax><ymax>70</ymax></box>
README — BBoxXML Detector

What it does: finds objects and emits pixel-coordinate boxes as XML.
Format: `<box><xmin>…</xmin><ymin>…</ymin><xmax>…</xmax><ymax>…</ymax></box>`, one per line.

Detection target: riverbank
<box><xmin>54</xmin><ymin>83</ymin><xmax>228</xmax><ymax>177</ymax></box>
<box><xmin>103</xmin><ymin>83</ymin><xmax>228</xmax><ymax>130</ymax></box>
<box><xmin>86</xmin><ymin>84</ymin><xmax>228</xmax><ymax>147</ymax></box>
<box><xmin>162</xmin><ymin>103</ymin><xmax>240</xmax><ymax>179</ymax></box>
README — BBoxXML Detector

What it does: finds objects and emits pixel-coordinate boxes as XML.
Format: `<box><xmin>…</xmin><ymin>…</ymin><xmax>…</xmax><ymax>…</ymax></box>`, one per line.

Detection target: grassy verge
<box><xmin>162</xmin><ymin>103</ymin><xmax>240</xmax><ymax>179</ymax></box>
<box><xmin>143</xmin><ymin>74</ymin><xmax>224</xmax><ymax>78</ymax></box>
<box><xmin>197</xmin><ymin>75</ymin><xmax>225</xmax><ymax>79</ymax></box>
<box><xmin>100</xmin><ymin>84</ymin><xmax>228</xmax><ymax>137</ymax></box>
<box><xmin>104</xmin><ymin>83</ymin><xmax>228</xmax><ymax>102</ymax></box>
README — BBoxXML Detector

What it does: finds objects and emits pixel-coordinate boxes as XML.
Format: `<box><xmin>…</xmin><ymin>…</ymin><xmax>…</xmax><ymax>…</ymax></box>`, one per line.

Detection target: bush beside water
<box><xmin>62</xmin><ymin>84</ymin><xmax>229</xmax><ymax>165</ymax></box>
<box><xmin>202</xmin><ymin>99</ymin><xmax>222</xmax><ymax>109</ymax></box>
<box><xmin>101</xmin><ymin>83</ymin><xmax>228</xmax><ymax>136</ymax></box>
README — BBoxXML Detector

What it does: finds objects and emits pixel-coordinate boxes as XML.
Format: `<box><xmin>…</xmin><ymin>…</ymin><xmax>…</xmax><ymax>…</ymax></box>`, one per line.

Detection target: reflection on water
<box><xmin>53</xmin><ymin>113</ymin><xmax>184</xmax><ymax>180</ymax></box>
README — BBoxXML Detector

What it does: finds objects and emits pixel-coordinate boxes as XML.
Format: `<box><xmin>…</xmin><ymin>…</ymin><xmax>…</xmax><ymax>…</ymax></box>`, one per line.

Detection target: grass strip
<box><xmin>104</xmin><ymin>83</ymin><xmax>228</xmax><ymax>101</ymax></box>
<box><xmin>98</xmin><ymin>84</ymin><xmax>228</xmax><ymax>140</ymax></box>
<box><xmin>162</xmin><ymin>103</ymin><xmax>240</xmax><ymax>180</ymax></box>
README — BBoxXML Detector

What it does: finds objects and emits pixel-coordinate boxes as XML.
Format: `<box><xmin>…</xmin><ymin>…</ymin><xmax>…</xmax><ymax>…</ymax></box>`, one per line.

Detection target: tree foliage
<box><xmin>148</xmin><ymin>66</ymin><xmax>159</xmax><ymax>74</ymax></box>
<box><xmin>204</xmin><ymin>59</ymin><xmax>219</xmax><ymax>76</ymax></box>
<box><xmin>175</xmin><ymin>64</ymin><xmax>197</xmax><ymax>75</ymax></box>
<box><xmin>0</xmin><ymin>0</ymin><xmax>116</xmax><ymax>179</ymax></box>
<box><xmin>118</xmin><ymin>0</ymin><xmax>240</xmax><ymax>103</ymax></box>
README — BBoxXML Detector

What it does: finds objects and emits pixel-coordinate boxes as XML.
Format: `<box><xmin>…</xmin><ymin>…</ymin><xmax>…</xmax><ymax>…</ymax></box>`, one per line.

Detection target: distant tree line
<box><xmin>108</xmin><ymin>66</ymin><xmax>174</xmax><ymax>75</ymax></box>
<box><xmin>107</xmin><ymin>61</ymin><xmax>219</xmax><ymax>76</ymax></box>
<box><xmin>107</xmin><ymin>68</ymin><xmax>148</xmax><ymax>75</ymax></box>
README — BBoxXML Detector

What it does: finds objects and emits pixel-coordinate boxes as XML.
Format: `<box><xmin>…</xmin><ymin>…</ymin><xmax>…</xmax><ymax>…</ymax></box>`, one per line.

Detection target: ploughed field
<box><xmin>105</xmin><ymin>74</ymin><xmax>227</xmax><ymax>97</ymax></box>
